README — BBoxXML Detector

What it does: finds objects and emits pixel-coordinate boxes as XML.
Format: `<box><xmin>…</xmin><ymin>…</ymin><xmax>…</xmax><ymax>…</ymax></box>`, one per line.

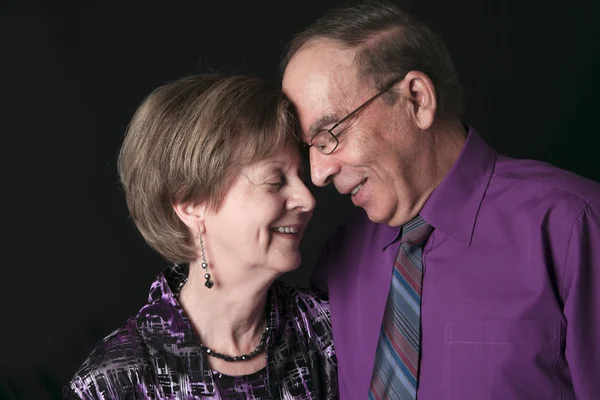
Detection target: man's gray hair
<box><xmin>281</xmin><ymin>0</ymin><xmax>464</xmax><ymax>118</ymax></box>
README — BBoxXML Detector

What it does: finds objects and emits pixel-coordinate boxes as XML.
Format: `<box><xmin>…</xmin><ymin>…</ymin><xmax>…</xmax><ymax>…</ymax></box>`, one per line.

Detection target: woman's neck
<box><xmin>178</xmin><ymin>260</ymin><xmax>275</xmax><ymax>374</ymax></box>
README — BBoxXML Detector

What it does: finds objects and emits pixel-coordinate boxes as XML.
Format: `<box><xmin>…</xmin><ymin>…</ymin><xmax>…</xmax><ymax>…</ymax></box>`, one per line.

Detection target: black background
<box><xmin>1</xmin><ymin>0</ymin><xmax>598</xmax><ymax>398</ymax></box>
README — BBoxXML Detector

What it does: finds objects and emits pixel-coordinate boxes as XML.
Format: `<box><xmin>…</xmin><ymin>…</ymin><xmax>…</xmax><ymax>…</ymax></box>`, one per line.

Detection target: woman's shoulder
<box><xmin>271</xmin><ymin>280</ymin><xmax>333</xmax><ymax>342</ymax></box>
<box><xmin>65</xmin><ymin>318</ymin><xmax>154</xmax><ymax>399</ymax></box>
<box><xmin>271</xmin><ymin>280</ymin><xmax>330</xmax><ymax>310</ymax></box>
<box><xmin>271</xmin><ymin>281</ymin><xmax>336</xmax><ymax>361</ymax></box>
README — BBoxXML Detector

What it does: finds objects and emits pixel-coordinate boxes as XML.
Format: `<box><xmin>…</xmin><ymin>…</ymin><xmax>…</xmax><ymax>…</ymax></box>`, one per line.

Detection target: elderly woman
<box><xmin>63</xmin><ymin>74</ymin><xmax>337</xmax><ymax>399</ymax></box>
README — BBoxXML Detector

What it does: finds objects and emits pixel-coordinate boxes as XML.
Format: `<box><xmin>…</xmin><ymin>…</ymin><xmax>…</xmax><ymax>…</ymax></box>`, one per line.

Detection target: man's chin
<box><xmin>363</xmin><ymin>205</ymin><xmax>393</xmax><ymax>226</ymax></box>
<box><xmin>362</xmin><ymin>203</ymin><xmax>408</xmax><ymax>227</ymax></box>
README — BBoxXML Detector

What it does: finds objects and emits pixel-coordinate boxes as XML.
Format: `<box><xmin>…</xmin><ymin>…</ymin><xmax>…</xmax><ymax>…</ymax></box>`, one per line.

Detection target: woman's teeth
<box><xmin>273</xmin><ymin>226</ymin><xmax>298</xmax><ymax>234</ymax></box>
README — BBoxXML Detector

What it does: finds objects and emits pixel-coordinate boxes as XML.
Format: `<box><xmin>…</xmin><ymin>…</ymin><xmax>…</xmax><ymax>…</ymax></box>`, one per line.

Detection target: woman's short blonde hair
<box><xmin>118</xmin><ymin>74</ymin><xmax>299</xmax><ymax>263</ymax></box>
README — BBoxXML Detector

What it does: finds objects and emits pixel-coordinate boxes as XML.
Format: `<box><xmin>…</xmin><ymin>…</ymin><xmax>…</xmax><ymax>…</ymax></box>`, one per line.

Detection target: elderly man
<box><xmin>281</xmin><ymin>1</ymin><xmax>600</xmax><ymax>399</ymax></box>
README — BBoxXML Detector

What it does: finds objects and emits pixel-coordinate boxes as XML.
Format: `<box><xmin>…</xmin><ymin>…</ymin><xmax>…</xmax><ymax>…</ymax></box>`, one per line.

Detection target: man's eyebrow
<box><xmin>307</xmin><ymin>114</ymin><xmax>340</xmax><ymax>138</ymax></box>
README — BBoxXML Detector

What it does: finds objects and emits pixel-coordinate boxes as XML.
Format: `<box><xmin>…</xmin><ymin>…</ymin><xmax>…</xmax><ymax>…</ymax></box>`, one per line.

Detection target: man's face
<box><xmin>282</xmin><ymin>40</ymin><xmax>432</xmax><ymax>226</ymax></box>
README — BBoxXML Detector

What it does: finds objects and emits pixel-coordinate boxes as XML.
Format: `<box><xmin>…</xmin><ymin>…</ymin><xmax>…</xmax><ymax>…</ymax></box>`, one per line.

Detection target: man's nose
<box><xmin>310</xmin><ymin>148</ymin><xmax>338</xmax><ymax>187</ymax></box>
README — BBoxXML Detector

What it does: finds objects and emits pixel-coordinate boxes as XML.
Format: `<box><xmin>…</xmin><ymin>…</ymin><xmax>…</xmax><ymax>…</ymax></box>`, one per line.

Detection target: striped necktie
<box><xmin>368</xmin><ymin>215</ymin><xmax>433</xmax><ymax>400</ymax></box>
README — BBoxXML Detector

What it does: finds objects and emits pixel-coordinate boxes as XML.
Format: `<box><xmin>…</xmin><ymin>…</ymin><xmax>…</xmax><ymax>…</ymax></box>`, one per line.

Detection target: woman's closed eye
<box><xmin>267</xmin><ymin>174</ymin><xmax>286</xmax><ymax>189</ymax></box>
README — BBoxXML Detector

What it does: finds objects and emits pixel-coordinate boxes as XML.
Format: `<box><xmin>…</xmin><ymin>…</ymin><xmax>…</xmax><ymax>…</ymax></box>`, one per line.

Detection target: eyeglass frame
<box><xmin>308</xmin><ymin>75</ymin><xmax>406</xmax><ymax>155</ymax></box>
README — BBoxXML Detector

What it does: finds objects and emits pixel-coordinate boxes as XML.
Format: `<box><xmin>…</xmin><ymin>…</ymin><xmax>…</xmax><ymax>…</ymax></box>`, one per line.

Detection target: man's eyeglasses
<box><xmin>308</xmin><ymin>75</ymin><xmax>405</xmax><ymax>155</ymax></box>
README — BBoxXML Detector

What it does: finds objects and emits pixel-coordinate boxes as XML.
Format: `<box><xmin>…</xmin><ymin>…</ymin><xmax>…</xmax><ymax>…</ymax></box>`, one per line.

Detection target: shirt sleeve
<box><xmin>562</xmin><ymin>197</ymin><xmax>600</xmax><ymax>399</ymax></box>
<box><xmin>309</xmin><ymin>290</ymin><xmax>338</xmax><ymax>400</ymax></box>
<box><xmin>320</xmin><ymin>350</ymin><xmax>339</xmax><ymax>400</ymax></box>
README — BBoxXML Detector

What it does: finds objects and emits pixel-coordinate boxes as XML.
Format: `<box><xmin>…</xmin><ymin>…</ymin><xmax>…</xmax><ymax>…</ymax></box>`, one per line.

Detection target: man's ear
<box><xmin>172</xmin><ymin>200</ymin><xmax>207</xmax><ymax>235</ymax></box>
<box><xmin>399</xmin><ymin>70</ymin><xmax>437</xmax><ymax>130</ymax></box>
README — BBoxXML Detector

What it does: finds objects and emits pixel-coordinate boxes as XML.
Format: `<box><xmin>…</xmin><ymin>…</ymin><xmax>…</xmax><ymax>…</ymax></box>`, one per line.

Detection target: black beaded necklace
<box><xmin>200</xmin><ymin>324</ymin><xmax>269</xmax><ymax>362</ymax></box>
<box><xmin>175</xmin><ymin>274</ymin><xmax>270</xmax><ymax>363</ymax></box>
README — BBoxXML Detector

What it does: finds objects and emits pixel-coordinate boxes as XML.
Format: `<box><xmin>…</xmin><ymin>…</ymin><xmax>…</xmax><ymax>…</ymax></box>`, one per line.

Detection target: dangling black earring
<box><xmin>199</xmin><ymin>234</ymin><xmax>214</xmax><ymax>289</ymax></box>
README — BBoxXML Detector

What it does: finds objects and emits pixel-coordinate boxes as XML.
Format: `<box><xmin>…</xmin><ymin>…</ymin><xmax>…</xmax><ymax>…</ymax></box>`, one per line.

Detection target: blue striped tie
<box><xmin>368</xmin><ymin>215</ymin><xmax>433</xmax><ymax>400</ymax></box>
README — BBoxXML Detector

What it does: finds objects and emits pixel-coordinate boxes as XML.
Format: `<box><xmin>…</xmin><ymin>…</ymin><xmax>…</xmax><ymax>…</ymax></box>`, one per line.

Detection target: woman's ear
<box><xmin>172</xmin><ymin>200</ymin><xmax>207</xmax><ymax>235</ymax></box>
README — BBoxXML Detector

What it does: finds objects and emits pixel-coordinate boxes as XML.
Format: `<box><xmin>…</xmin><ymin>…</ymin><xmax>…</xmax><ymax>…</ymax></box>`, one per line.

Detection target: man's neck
<box><xmin>388</xmin><ymin>119</ymin><xmax>467</xmax><ymax>227</ymax></box>
<box><xmin>431</xmin><ymin>119</ymin><xmax>468</xmax><ymax>180</ymax></box>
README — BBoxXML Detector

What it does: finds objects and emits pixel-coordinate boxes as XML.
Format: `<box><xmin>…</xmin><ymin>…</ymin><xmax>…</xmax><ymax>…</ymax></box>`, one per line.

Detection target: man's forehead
<box><xmin>283</xmin><ymin>41</ymin><xmax>356</xmax><ymax>90</ymax></box>
<box><xmin>283</xmin><ymin>44</ymin><xmax>358</xmax><ymax>140</ymax></box>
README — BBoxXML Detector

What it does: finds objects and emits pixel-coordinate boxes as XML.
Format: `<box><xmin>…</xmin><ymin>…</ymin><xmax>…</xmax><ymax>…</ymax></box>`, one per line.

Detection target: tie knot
<box><xmin>400</xmin><ymin>215</ymin><xmax>433</xmax><ymax>246</ymax></box>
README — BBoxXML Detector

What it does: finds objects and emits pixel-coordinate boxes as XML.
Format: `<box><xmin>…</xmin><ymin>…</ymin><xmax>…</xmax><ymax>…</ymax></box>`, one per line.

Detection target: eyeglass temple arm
<box><xmin>335</xmin><ymin>76</ymin><xmax>404</xmax><ymax>127</ymax></box>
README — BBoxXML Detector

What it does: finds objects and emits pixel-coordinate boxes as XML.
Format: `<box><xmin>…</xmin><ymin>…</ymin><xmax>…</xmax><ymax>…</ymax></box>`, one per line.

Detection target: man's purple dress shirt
<box><xmin>313</xmin><ymin>129</ymin><xmax>600</xmax><ymax>399</ymax></box>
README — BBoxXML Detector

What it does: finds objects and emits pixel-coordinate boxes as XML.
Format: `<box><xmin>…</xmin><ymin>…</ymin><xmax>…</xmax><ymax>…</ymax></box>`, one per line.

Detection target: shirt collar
<box><xmin>380</xmin><ymin>127</ymin><xmax>496</xmax><ymax>249</ymax></box>
<box><xmin>419</xmin><ymin>127</ymin><xmax>496</xmax><ymax>246</ymax></box>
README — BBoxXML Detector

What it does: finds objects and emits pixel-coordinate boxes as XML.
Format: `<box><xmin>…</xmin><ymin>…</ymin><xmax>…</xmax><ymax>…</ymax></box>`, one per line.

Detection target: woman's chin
<box><xmin>271</xmin><ymin>255</ymin><xmax>302</xmax><ymax>274</ymax></box>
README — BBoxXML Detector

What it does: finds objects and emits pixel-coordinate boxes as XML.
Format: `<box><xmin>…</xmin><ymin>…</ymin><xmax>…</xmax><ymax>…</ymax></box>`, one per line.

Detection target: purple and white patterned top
<box><xmin>210</xmin><ymin>367</ymin><xmax>269</xmax><ymax>399</ymax></box>
<box><xmin>64</xmin><ymin>264</ymin><xmax>338</xmax><ymax>399</ymax></box>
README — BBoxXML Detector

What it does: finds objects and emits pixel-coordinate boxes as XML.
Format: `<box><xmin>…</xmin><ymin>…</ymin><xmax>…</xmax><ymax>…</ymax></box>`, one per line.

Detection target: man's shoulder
<box><xmin>66</xmin><ymin>318</ymin><xmax>154</xmax><ymax>398</ymax></box>
<box><xmin>494</xmin><ymin>156</ymin><xmax>600</xmax><ymax>205</ymax></box>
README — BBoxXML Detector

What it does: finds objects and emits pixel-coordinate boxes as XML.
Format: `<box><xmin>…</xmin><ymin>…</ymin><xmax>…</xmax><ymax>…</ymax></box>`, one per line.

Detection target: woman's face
<box><xmin>202</xmin><ymin>143</ymin><xmax>315</xmax><ymax>279</ymax></box>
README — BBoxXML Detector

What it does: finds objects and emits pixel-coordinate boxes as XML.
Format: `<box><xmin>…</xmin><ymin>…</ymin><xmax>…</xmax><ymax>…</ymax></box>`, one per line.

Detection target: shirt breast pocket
<box><xmin>443</xmin><ymin>319</ymin><xmax>562</xmax><ymax>400</ymax></box>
